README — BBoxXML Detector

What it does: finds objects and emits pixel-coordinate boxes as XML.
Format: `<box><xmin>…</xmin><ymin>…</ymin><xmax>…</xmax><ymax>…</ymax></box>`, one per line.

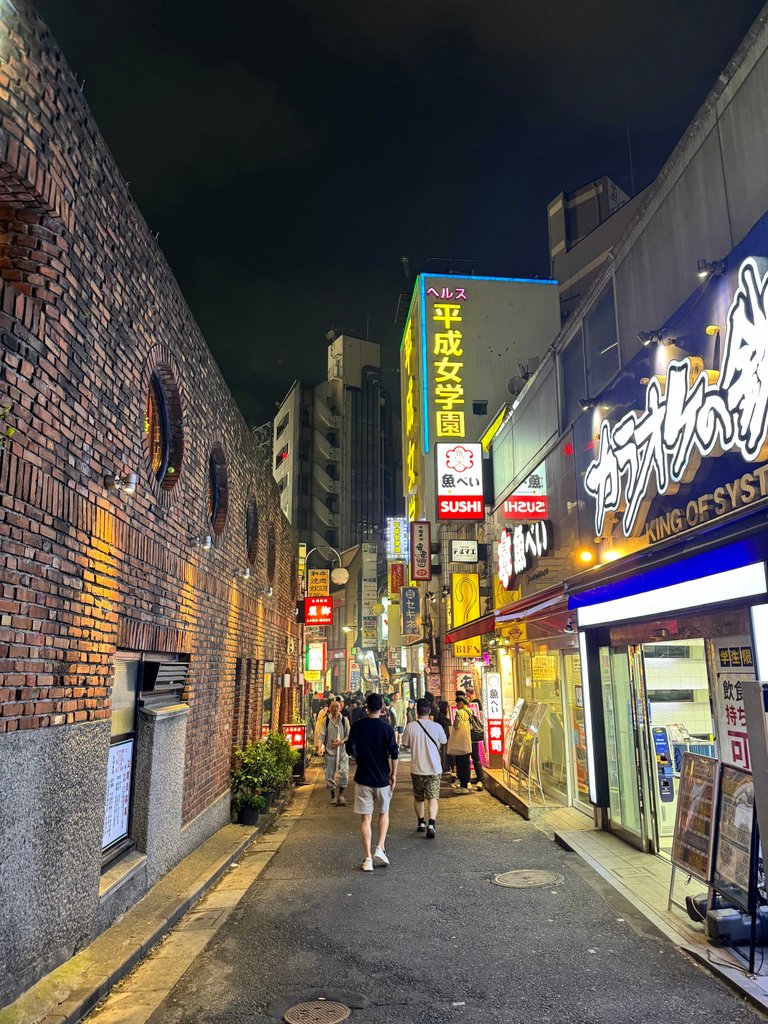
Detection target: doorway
<box><xmin>598</xmin><ymin>639</ymin><xmax>714</xmax><ymax>854</ymax></box>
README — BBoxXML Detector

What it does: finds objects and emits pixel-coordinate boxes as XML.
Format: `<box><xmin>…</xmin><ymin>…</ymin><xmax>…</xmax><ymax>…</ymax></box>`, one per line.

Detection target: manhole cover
<box><xmin>493</xmin><ymin>869</ymin><xmax>563</xmax><ymax>888</ymax></box>
<box><xmin>284</xmin><ymin>1000</ymin><xmax>351</xmax><ymax>1024</ymax></box>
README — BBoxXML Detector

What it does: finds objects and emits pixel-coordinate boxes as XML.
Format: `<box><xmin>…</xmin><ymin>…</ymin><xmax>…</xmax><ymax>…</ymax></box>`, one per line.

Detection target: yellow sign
<box><xmin>451</xmin><ymin>572</ymin><xmax>480</xmax><ymax>627</ymax></box>
<box><xmin>307</xmin><ymin>569</ymin><xmax>329</xmax><ymax>597</ymax></box>
<box><xmin>432</xmin><ymin>301</ymin><xmax>465</xmax><ymax>439</ymax></box>
<box><xmin>298</xmin><ymin>542</ymin><xmax>307</xmax><ymax>579</ymax></box>
<box><xmin>454</xmin><ymin>637</ymin><xmax>481</xmax><ymax>657</ymax></box>
<box><xmin>402</xmin><ymin>315</ymin><xmax>421</xmax><ymax>523</ymax></box>
<box><xmin>500</xmin><ymin>621</ymin><xmax>527</xmax><ymax>643</ymax></box>
<box><xmin>304</xmin><ymin>669</ymin><xmax>321</xmax><ymax>683</ymax></box>
<box><xmin>493</xmin><ymin>575</ymin><xmax>520</xmax><ymax>610</ymax></box>
<box><xmin>532</xmin><ymin>654</ymin><xmax>558</xmax><ymax>681</ymax></box>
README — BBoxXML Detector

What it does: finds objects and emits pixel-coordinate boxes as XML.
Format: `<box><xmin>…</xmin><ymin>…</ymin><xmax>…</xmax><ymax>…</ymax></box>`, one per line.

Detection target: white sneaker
<box><xmin>476</xmin><ymin>782</ymin><xmax>483</xmax><ymax>791</ymax></box>
<box><xmin>361</xmin><ymin>857</ymin><xmax>374</xmax><ymax>872</ymax></box>
<box><xmin>373</xmin><ymin>847</ymin><xmax>390</xmax><ymax>866</ymax></box>
<box><xmin>450</xmin><ymin>781</ymin><xmax>461</xmax><ymax>789</ymax></box>
<box><xmin>466</xmin><ymin>783</ymin><xmax>474</xmax><ymax>791</ymax></box>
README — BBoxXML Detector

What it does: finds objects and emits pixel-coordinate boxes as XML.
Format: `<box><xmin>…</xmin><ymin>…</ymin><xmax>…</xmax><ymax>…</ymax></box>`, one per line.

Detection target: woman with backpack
<box><xmin>446</xmin><ymin>695</ymin><xmax>472</xmax><ymax>793</ymax></box>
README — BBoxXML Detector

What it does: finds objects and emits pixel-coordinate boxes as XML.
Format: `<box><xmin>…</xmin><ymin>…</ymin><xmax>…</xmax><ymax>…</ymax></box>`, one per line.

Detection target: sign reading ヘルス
<box><xmin>436</xmin><ymin>442</ymin><xmax>484</xmax><ymax>520</ymax></box>
<box><xmin>584</xmin><ymin>258</ymin><xmax>768</xmax><ymax>541</ymax></box>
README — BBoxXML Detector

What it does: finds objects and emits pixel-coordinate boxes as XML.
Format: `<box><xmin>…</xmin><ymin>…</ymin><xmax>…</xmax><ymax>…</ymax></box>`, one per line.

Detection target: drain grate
<box><xmin>493</xmin><ymin>869</ymin><xmax>563</xmax><ymax>888</ymax></box>
<box><xmin>284</xmin><ymin>1000</ymin><xmax>351</xmax><ymax>1024</ymax></box>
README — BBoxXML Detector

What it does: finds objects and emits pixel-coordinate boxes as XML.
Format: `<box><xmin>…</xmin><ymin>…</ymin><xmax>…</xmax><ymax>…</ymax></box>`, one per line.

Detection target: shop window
<box><xmin>584</xmin><ymin>283</ymin><xmax>619</xmax><ymax>398</ymax></box>
<box><xmin>559</xmin><ymin>328</ymin><xmax>586</xmax><ymax>428</ymax></box>
<box><xmin>275</xmin><ymin>413</ymin><xmax>289</xmax><ymax>440</ymax></box>
<box><xmin>144</xmin><ymin>366</ymin><xmax>183</xmax><ymax>489</ymax></box>
<box><xmin>102</xmin><ymin>657</ymin><xmax>139</xmax><ymax>865</ymax></box>
<box><xmin>207</xmin><ymin>444</ymin><xmax>229</xmax><ymax>536</ymax></box>
<box><xmin>275</xmin><ymin>444</ymin><xmax>289</xmax><ymax>470</ymax></box>
<box><xmin>246</xmin><ymin>496</ymin><xmax>259</xmax><ymax>564</ymax></box>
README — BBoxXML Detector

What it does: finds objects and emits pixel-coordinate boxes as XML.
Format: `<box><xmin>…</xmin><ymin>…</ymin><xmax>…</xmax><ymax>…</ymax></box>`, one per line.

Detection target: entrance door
<box><xmin>598</xmin><ymin>645</ymin><xmax>655</xmax><ymax>851</ymax></box>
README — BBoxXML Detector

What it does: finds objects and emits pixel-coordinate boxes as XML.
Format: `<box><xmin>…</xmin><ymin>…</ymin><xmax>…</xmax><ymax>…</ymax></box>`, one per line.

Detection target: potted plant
<box><xmin>264</xmin><ymin>731</ymin><xmax>300</xmax><ymax>796</ymax></box>
<box><xmin>231</xmin><ymin>741</ymin><xmax>268</xmax><ymax>825</ymax></box>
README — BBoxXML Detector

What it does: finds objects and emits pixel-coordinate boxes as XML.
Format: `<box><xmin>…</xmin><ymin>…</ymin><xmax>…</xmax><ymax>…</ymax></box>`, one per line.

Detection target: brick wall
<box><xmin>0</xmin><ymin>2</ymin><xmax>299</xmax><ymax>823</ymax></box>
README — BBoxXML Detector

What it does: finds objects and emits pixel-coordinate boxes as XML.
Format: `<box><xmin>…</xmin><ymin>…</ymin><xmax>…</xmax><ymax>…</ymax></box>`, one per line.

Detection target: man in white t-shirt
<box><xmin>401</xmin><ymin>697</ymin><xmax>448</xmax><ymax>839</ymax></box>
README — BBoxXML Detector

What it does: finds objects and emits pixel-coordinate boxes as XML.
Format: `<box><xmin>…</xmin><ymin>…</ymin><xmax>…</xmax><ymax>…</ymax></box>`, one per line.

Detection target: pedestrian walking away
<box><xmin>389</xmin><ymin>690</ymin><xmax>406</xmax><ymax>745</ymax></box>
<box><xmin>321</xmin><ymin>700</ymin><xmax>350</xmax><ymax>805</ymax></box>
<box><xmin>345</xmin><ymin>691</ymin><xmax>399</xmax><ymax>871</ymax></box>
<box><xmin>401</xmin><ymin>697</ymin><xmax>448</xmax><ymax>838</ymax></box>
<box><xmin>446</xmin><ymin>695</ymin><xmax>472</xmax><ymax>792</ymax></box>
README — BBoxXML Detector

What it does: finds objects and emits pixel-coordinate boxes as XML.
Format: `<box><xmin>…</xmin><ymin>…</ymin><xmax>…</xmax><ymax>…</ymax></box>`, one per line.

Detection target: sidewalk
<box><xmin>0</xmin><ymin>772</ymin><xmax>318</xmax><ymax>1024</ymax></box>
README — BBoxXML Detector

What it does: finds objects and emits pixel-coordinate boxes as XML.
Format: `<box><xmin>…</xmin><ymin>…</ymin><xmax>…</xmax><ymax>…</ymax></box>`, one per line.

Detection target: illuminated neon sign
<box><xmin>585</xmin><ymin>258</ymin><xmax>768</xmax><ymax>538</ymax></box>
<box><xmin>498</xmin><ymin>522</ymin><xmax>553</xmax><ymax>589</ymax></box>
<box><xmin>436</xmin><ymin>442</ymin><xmax>484</xmax><ymax>520</ymax></box>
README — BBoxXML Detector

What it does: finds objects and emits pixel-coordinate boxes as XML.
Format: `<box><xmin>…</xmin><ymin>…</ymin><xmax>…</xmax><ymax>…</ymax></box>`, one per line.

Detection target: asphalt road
<box><xmin>144</xmin><ymin>761</ymin><xmax>761</xmax><ymax>1024</ymax></box>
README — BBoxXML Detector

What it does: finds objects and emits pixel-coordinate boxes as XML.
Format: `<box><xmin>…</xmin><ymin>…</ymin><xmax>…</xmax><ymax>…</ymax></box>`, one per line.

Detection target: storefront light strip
<box><xmin>576</xmin><ymin>561</ymin><xmax>767</xmax><ymax>628</ymax></box>
<box><xmin>419</xmin><ymin>276</ymin><xmax>430</xmax><ymax>454</ymax></box>
<box><xmin>578</xmin><ymin>630</ymin><xmax>598</xmax><ymax>804</ymax></box>
<box><xmin>751</xmin><ymin>603</ymin><xmax>768</xmax><ymax>681</ymax></box>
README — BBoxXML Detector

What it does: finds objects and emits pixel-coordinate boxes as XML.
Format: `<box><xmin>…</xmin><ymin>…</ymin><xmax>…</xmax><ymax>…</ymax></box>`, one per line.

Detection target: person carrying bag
<box><xmin>446</xmin><ymin>696</ymin><xmax>472</xmax><ymax>793</ymax></box>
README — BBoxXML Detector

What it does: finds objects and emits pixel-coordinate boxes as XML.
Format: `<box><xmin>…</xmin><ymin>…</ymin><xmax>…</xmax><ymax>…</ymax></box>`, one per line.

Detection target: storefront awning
<box><xmin>495</xmin><ymin>584</ymin><xmax>567</xmax><ymax>624</ymax></box>
<box><xmin>444</xmin><ymin>610</ymin><xmax>497</xmax><ymax>644</ymax></box>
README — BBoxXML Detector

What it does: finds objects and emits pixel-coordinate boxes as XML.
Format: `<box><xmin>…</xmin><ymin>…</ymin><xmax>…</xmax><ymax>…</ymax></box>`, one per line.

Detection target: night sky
<box><xmin>35</xmin><ymin>0</ymin><xmax>766</xmax><ymax>425</ymax></box>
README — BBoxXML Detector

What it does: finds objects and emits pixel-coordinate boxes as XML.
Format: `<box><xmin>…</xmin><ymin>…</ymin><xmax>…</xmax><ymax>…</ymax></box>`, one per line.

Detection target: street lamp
<box><xmin>305</xmin><ymin>544</ymin><xmax>349</xmax><ymax>585</ymax></box>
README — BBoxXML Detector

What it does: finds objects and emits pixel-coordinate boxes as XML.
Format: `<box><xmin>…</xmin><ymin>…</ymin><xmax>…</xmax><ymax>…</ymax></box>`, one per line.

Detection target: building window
<box><xmin>246</xmin><ymin>496</ymin><xmax>259</xmax><ymax>564</ymax></box>
<box><xmin>584</xmin><ymin>283</ymin><xmax>619</xmax><ymax>397</ymax></box>
<box><xmin>278</xmin><ymin>476</ymin><xmax>288</xmax><ymax>493</ymax></box>
<box><xmin>472</xmin><ymin>401</ymin><xmax>488</xmax><ymax>415</ymax></box>
<box><xmin>275</xmin><ymin>444</ymin><xmax>289</xmax><ymax>470</ymax></box>
<box><xmin>560</xmin><ymin>328</ymin><xmax>586</xmax><ymax>428</ymax></box>
<box><xmin>102</xmin><ymin>658</ymin><xmax>139</xmax><ymax>863</ymax></box>
<box><xmin>207</xmin><ymin>444</ymin><xmax>229</xmax><ymax>536</ymax></box>
<box><xmin>275</xmin><ymin>413</ymin><xmax>289</xmax><ymax>439</ymax></box>
<box><xmin>144</xmin><ymin>366</ymin><xmax>183</xmax><ymax>489</ymax></box>
<box><xmin>266</xmin><ymin>523</ymin><xmax>277</xmax><ymax>583</ymax></box>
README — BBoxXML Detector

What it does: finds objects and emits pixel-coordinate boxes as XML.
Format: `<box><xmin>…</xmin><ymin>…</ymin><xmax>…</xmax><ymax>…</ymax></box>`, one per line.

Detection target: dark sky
<box><xmin>35</xmin><ymin>0</ymin><xmax>765</xmax><ymax>425</ymax></box>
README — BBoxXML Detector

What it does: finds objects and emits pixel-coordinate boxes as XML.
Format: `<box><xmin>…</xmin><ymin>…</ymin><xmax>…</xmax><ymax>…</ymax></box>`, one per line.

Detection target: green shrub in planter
<box><xmin>264</xmin><ymin>731</ymin><xmax>300</xmax><ymax>790</ymax></box>
<box><xmin>231</xmin><ymin>741</ymin><xmax>268</xmax><ymax>814</ymax></box>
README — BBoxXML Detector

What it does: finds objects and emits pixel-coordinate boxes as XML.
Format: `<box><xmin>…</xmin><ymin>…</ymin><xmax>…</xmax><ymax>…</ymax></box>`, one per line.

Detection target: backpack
<box><xmin>468</xmin><ymin>711</ymin><xmax>484</xmax><ymax>743</ymax></box>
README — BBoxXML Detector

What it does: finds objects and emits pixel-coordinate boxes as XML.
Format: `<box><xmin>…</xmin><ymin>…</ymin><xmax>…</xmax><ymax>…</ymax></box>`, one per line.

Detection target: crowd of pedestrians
<box><xmin>310</xmin><ymin>686</ymin><xmax>486</xmax><ymax>871</ymax></box>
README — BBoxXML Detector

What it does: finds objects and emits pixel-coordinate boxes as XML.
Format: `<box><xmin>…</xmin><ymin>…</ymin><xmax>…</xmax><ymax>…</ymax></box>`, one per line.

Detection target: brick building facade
<box><xmin>0</xmin><ymin>2</ymin><xmax>299</xmax><ymax>1006</ymax></box>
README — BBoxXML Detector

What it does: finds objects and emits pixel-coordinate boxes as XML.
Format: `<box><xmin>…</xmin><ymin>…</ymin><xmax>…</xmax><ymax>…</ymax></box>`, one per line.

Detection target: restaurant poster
<box><xmin>713</xmin><ymin>766</ymin><xmax>755</xmax><ymax>911</ymax></box>
<box><xmin>712</xmin><ymin>636</ymin><xmax>756</xmax><ymax>771</ymax></box>
<box><xmin>102</xmin><ymin>739</ymin><xmax>133</xmax><ymax>850</ymax></box>
<box><xmin>670</xmin><ymin>752</ymin><xmax>718</xmax><ymax>882</ymax></box>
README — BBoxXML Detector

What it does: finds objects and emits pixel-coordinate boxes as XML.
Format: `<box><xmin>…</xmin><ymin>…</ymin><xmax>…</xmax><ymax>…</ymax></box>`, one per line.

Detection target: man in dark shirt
<box><xmin>345</xmin><ymin>692</ymin><xmax>399</xmax><ymax>871</ymax></box>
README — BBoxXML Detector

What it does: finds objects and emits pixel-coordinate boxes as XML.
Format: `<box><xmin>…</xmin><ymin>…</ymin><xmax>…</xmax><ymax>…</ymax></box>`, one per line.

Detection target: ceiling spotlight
<box><xmin>638</xmin><ymin>330</ymin><xmax>663</xmax><ymax>346</ymax></box>
<box><xmin>578</xmin><ymin>397</ymin><xmax>598</xmax><ymax>411</ymax></box>
<box><xmin>104</xmin><ymin>471</ymin><xmax>137</xmax><ymax>495</ymax></box>
<box><xmin>578</xmin><ymin>549</ymin><xmax>595</xmax><ymax>564</ymax></box>
<box><xmin>193</xmin><ymin>534</ymin><xmax>213</xmax><ymax>551</ymax></box>
<box><xmin>697</xmin><ymin>258</ymin><xmax>725</xmax><ymax>279</ymax></box>
<box><xmin>234</xmin><ymin>568</ymin><xmax>251</xmax><ymax>580</ymax></box>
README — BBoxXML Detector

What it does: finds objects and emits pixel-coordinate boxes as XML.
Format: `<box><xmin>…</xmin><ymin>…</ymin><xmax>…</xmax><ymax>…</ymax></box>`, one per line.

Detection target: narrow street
<box><xmin>89</xmin><ymin>765</ymin><xmax>761</xmax><ymax>1024</ymax></box>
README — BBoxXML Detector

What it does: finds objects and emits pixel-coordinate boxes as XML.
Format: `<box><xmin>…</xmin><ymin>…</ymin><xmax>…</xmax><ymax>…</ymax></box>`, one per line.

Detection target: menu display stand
<box><xmin>668</xmin><ymin>752</ymin><xmax>718</xmax><ymax>912</ymax></box>
<box><xmin>503</xmin><ymin>700</ymin><xmax>548</xmax><ymax>805</ymax></box>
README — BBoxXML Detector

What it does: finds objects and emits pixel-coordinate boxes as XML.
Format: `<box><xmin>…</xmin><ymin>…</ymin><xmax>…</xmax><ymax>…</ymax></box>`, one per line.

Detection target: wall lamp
<box><xmin>259</xmin><ymin>586</ymin><xmax>273</xmax><ymax>598</ymax></box>
<box><xmin>639</xmin><ymin>329</ymin><xmax>680</xmax><ymax>347</ymax></box>
<box><xmin>104</xmin><ymin>471</ymin><xmax>137</xmax><ymax>495</ymax></box>
<box><xmin>564</xmin><ymin>618</ymin><xmax>576</xmax><ymax>634</ymax></box>
<box><xmin>234</xmin><ymin>568</ymin><xmax>252</xmax><ymax>580</ymax></box>
<box><xmin>697</xmin><ymin>258</ymin><xmax>725</xmax><ymax>279</ymax></box>
<box><xmin>192</xmin><ymin>534</ymin><xmax>212</xmax><ymax>551</ymax></box>
<box><xmin>578</xmin><ymin>397</ymin><xmax>598</xmax><ymax>411</ymax></box>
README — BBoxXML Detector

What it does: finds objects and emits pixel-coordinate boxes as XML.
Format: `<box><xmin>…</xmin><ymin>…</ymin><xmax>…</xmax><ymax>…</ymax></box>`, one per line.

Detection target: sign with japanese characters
<box><xmin>429</xmin><ymin>289</ymin><xmax>469</xmax><ymax>443</ymax></box>
<box><xmin>402</xmin><ymin>315</ymin><xmax>422</xmax><ymax>524</ymax></box>
<box><xmin>410</xmin><ymin>521</ymin><xmax>432</xmax><ymax>581</ymax></box>
<box><xmin>388</xmin><ymin>561</ymin><xmax>406</xmax><ymax>600</ymax></box>
<box><xmin>305</xmin><ymin>641</ymin><xmax>326</xmax><ymax>672</ymax></box>
<box><xmin>304</xmin><ymin>597</ymin><xmax>333</xmax><ymax>626</ymax></box>
<box><xmin>102</xmin><ymin>739</ymin><xmax>133</xmax><ymax>850</ymax></box>
<box><xmin>502</xmin><ymin>466</ymin><xmax>549</xmax><ymax>520</ymax></box>
<box><xmin>401</xmin><ymin>586</ymin><xmax>421</xmax><ymax>638</ymax></box>
<box><xmin>670</xmin><ymin>752</ymin><xmax>719</xmax><ymax>882</ymax></box>
<box><xmin>281</xmin><ymin>724</ymin><xmax>307</xmax><ymax>751</ymax></box>
<box><xmin>714</xmin><ymin>636</ymin><xmax>756</xmax><ymax>770</ymax></box>
<box><xmin>450</xmin><ymin>539</ymin><xmax>478</xmax><ymax>563</ymax></box>
<box><xmin>713</xmin><ymin>766</ymin><xmax>755</xmax><ymax>911</ymax></box>
<box><xmin>436</xmin><ymin>442</ymin><xmax>484</xmax><ymax>520</ymax></box>
<box><xmin>386</xmin><ymin>517</ymin><xmax>409</xmax><ymax>560</ymax></box>
<box><xmin>307</xmin><ymin>569</ymin><xmax>329</xmax><ymax>597</ymax></box>
<box><xmin>497</xmin><ymin>522</ymin><xmax>552</xmax><ymax>589</ymax></box>
<box><xmin>482</xmin><ymin>671</ymin><xmax>504</xmax><ymax>764</ymax></box>
<box><xmin>583</xmin><ymin>258</ymin><xmax>768</xmax><ymax>542</ymax></box>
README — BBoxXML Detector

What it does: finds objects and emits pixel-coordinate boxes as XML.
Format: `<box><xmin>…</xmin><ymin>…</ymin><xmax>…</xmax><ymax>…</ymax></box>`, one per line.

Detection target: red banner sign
<box><xmin>389</xmin><ymin>561</ymin><xmax>406</xmax><ymax>598</ymax></box>
<box><xmin>281</xmin><ymin>724</ymin><xmax>307</xmax><ymax>750</ymax></box>
<box><xmin>304</xmin><ymin>597</ymin><xmax>333</xmax><ymax>625</ymax></box>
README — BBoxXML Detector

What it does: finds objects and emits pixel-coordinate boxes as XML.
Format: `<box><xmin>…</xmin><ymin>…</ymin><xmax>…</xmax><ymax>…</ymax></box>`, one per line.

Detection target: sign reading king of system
<box><xmin>436</xmin><ymin>443</ymin><xmax>484</xmax><ymax>520</ymax></box>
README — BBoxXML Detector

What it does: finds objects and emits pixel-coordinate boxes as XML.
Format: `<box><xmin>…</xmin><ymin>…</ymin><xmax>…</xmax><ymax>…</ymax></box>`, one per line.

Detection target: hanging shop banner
<box><xmin>307</xmin><ymin>569</ymin><xmax>330</xmax><ymax>597</ymax></box>
<box><xmin>713</xmin><ymin>636</ymin><xmax>756</xmax><ymax>770</ymax></box>
<box><xmin>451</xmin><ymin>572</ymin><xmax>480</xmax><ymax>628</ymax></box>
<box><xmin>102</xmin><ymin>739</ymin><xmax>133</xmax><ymax>850</ymax></box>
<box><xmin>298</xmin><ymin>543</ymin><xmax>307</xmax><ymax>580</ymax></box>
<box><xmin>386</xmin><ymin>517</ymin><xmax>409</xmax><ymax>560</ymax></box>
<box><xmin>361</xmin><ymin>542</ymin><xmax>378</xmax><ymax>647</ymax></box>
<box><xmin>389</xmin><ymin>561</ymin><xmax>406</xmax><ymax>600</ymax></box>
<box><xmin>576</xmin><ymin>252</ymin><xmax>768</xmax><ymax>547</ymax></box>
<box><xmin>713</xmin><ymin>766</ymin><xmax>755</xmax><ymax>911</ymax></box>
<box><xmin>670</xmin><ymin>752</ymin><xmax>719</xmax><ymax>883</ymax></box>
<box><xmin>281</xmin><ymin>724</ymin><xmax>307</xmax><ymax>751</ymax></box>
<box><xmin>502</xmin><ymin>465</ymin><xmax>549</xmax><ymax>520</ymax></box>
<box><xmin>410</xmin><ymin>521</ymin><xmax>432</xmax><ymax>581</ymax></box>
<box><xmin>305</xmin><ymin>642</ymin><xmax>326</xmax><ymax>672</ymax></box>
<box><xmin>436</xmin><ymin>442</ymin><xmax>484</xmax><ymax>520</ymax></box>
<box><xmin>454</xmin><ymin>637</ymin><xmax>481</xmax><ymax>658</ymax></box>
<box><xmin>304</xmin><ymin>597</ymin><xmax>333</xmax><ymax>626</ymax></box>
<box><xmin>348</xmin><ymin>661</ymin><xmax>361</xmax><ymax>690</ymax></box>
<box><xmin>388</xmin><ymin>604</ymin><xmax>403</xmax><ymax>648</ymax></box>
<box><xmin>401</xmin><ymin>586</ymin><xmax>421</xmax><ymax>638</ymax></box>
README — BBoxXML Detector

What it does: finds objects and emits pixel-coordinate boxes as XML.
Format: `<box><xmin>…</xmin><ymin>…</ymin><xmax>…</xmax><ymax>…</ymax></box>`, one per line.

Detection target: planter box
<box><xmin>236</xmin><ymin>805</ymin><xmax>261</xmax><ymax>826</ymax></box>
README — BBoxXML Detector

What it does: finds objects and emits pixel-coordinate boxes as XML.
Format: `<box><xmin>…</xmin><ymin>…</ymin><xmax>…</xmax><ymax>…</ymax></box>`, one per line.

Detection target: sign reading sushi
<box><xmin>584</xmin><ymin>258</ymin><xmax>768</xmax><ymax>540</ymax></box>
<box><xmin>436</xmin><ymin>442</ymin><xmax>484</xmax><ymax>520</ymax></box>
